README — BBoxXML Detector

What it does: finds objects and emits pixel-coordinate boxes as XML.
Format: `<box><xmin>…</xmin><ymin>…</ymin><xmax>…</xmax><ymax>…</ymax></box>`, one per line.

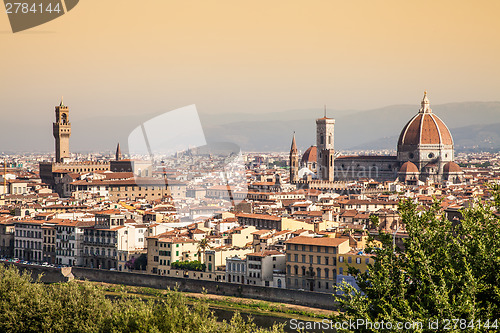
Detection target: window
<box><xmin>294</xmin><ymin>254</ymin><xmax>298</xmax><ymax>262</ymax></box>
<box><xmin>348</xmin><ymin>257</ymin><xmax>352</xmax><ymax>264</ymax></box>
<box><xmin>325</xmin><ymin>257</ymin><xmax>329</xmax><ymax>265</ymax></box>
<box><xmin>339</xmin><ymin>256</ymin><xmax>344</xmax><ymax>263</ymax></box>
<box><xmin>317</xmin><ymin>256</ymin><xmax>321</xmax><ymax>264</ymax></box>
<box><xmin>325</xmin><ymin>268</ymin><xmax>329</xmax><ymax>279</ymax></box>
<box><xmin>301</xmin><ymin>254</ymin><xmax>305</xmax><ymax>263</ymax></box>
<box><xmin>365</xmin><ymin>258</ymin><xmax>370</xmax><ymax>264</ymax></box>
<box><xmin>356</xmin><ymin>257</ymin><xmax>361</xmax><ymax>264</ymax></box>
<box><xmin>339</xmin><ymin>267</ymin><xmax>343</xmax><ymax>274</ymax></box>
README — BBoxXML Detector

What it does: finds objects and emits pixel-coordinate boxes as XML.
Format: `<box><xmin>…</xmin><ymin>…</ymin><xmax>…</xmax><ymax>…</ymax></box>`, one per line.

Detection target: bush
<box><xmin>171</xmin><ymin>260</ymin><xmax>206</xmax><ymax>272</ymax></box>
<box><xmin>0</xmin><ymin>264</ymin><xmax>283</xmax><ymax>333</ymax></box>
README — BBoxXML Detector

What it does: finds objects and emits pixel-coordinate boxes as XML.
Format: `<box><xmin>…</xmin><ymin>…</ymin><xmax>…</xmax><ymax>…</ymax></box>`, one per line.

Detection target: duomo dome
<box><xmin>396</xmin><ymin>91</ymin><xmax>458</xmax><ymax>183</ymax></box>
<box><xmin>398</xmin><ymin>91</ymin><xmax>453</xmax><ymax>150</ymax></box>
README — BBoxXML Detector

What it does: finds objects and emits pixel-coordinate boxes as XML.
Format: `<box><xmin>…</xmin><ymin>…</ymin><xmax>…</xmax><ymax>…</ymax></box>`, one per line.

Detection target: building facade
<box><xmin>285</xmin><ymin>236</ymin><xmax>350</xmax><ymax>293</ymax></box>
<box><xmin>290</xmin><ymin>92</ymin><xmax>464</xmax><ymax>185</ymax></box>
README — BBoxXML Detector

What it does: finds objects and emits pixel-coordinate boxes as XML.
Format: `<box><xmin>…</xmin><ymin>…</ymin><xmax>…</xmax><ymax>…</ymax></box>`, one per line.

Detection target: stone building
<box><xmin>285</xmin><ymin>235</ymin><xmax>350</xmax><ymax>293</ymax></box>
<box><xmin>290</xmin><ymin>92</ymin><xmax>464</xmax><ymax>185</ymax></box>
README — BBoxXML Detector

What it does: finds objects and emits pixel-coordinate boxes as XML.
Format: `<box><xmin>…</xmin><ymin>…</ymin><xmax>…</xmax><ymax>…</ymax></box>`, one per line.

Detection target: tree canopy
<box><xmin>0</xmin><ymin>264</ymin><xmax>283</xmax><ymax>333</ymax></box>
<box><xmin>335</xmin><ymin>184</ymin><xmax>500</xmax><ymax>332</ymax></box>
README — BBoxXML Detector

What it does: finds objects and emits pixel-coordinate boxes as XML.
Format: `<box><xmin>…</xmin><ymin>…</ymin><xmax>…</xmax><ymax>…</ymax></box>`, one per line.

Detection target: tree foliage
<box><xmin>335</xmin><ymin>184</ymin><xmax>500</xmax><ymax>332</ymax></box>
<box><xmin>171</xmin><ymin>260</ymin><xmax>206</xmax><ymax>272</ymax></box>
<box><xmin>0</xmin><ymin>264</ymin><xmax>283</xmax><ymax>333</ymax></box>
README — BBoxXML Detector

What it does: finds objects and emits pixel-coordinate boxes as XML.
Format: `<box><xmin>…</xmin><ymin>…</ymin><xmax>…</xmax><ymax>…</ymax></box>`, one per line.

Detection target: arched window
<box><xmin>277</xmin><ymin>279</ymin><xmax>282</xmax><ymax>288</ymax></box>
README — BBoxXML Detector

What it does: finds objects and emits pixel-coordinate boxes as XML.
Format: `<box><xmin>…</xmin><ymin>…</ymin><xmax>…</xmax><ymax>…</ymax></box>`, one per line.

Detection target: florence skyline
<box><xmin>1</xmin><ymin>1</ymin><xmax>500</xmax><ymax>153</ymax></box>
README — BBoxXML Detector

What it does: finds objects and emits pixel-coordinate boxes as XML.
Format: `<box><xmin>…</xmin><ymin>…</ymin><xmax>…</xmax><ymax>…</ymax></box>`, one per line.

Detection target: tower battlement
<box><xmin>53</xmin><ymin>97</ymin><xmax>71</xmax><ymax>163</ymax></box>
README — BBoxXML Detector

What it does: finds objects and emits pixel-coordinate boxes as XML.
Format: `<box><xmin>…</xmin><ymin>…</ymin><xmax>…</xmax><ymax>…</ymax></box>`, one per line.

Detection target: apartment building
<box><xmin>337</xmin><ymin>251</ymin><xmax>376</xmax><ymax>277</ymax></box>
<box><xmin>223</xmin><ymin>225</ymin><xmax>257</xmax><ymax>248</ymax></box>
<box><xmin>55</xmin><ymin>220</ymin><xmax>94</xmax><ymax>266</ymax></box>
<box><xmin>0</xmin><ymin>220</ymin><xmax>15</xmax><ymax>257</ymax></box>
<box><xmin>246</xmin><ymin>250</ymin><xmax>285</xmax><ymax>287</ymax></box>
<box><xmin>42</xmin><ymin>224</ymin><xmax>56</xmax><ymax>263</ymax></box>
<box><xmin>14</xmin><ymin>220</ymin><xmax>44</xmax><ymax>262</ymax></box>
<box><xmin>82</xmin><ymin>210</ymin><xmax>146</xmax><ymax>270</ymax></box>
<box><xmin>106</xmin><ymin>178</ymin><xmax>187</xmax><ymax>201</ymax></box>
<box><xmin>146</xmin><ymin>235</ymin><xmax>198</xmax><ymax>275</ymax></box>
<box><xmin>236</xmin><ymin>213</ymin><xmax>316</xmax><ymax>232</ymax></box>
<box><xmin>285</xmin><ymin>235</ymin><xmax>350</xmax><ymax>293</ymax></box>
<box><xmin>226</xmin><ymin>255</ymin><xmax>247</xmax><ymax>284</ymax></box>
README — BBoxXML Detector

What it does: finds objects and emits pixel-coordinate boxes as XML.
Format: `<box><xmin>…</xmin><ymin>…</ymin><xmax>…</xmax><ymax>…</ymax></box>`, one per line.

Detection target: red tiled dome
<box><xmin>398</xmin><ymin>92</ymin><xmax>453</xmax><ymax>149</ymax></box>
<box><xmin>301</xmin><ymin>146</ymin><xmax>317</xmax><ymax>164</ymax></box>
<box><xmin>443</xmin><ymin>161</ymin><xmax>462</xmax><ymax>173</ymax></box>
<box><xmin>399</xmin><ymin>161</ymin><xmax>419</xmax><ymax>174</ymax></box>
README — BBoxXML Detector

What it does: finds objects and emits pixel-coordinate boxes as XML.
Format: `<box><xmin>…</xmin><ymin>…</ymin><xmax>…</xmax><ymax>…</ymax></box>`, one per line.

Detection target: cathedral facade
<box><xmin>290</xmin><ymin>92</ymin><xmax>464</xmax><ymax>186</ymax></box>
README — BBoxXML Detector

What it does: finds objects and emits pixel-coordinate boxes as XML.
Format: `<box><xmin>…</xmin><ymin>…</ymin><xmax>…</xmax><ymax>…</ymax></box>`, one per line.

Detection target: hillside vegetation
<box><xmin>0</xmin><ymin>265</ymin><xmax>283</xmax><ymax>333</ymax></box>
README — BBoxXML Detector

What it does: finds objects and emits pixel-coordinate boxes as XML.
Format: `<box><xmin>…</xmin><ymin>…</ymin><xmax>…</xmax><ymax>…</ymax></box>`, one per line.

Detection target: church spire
<box><xmin>289</xmin><ymin>132</ymin><xmax>299</xmax><ymax>183</ymax></box>
<box><xmin>115</xmin><ymin>142</ymin><xmax>122</xmax><ymax>161</ymax></box>
<box><xmin>290</xmin><ymin>132</ymin><xmax>297</xmax><ymax>153</ymax></box>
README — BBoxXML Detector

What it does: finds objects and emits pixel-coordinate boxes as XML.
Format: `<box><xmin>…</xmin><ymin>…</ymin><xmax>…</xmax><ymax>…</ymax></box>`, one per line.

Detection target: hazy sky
<box><xmin>1</xmin><ymin>0</ymin><xmax>500</xmax><ymax>121</ymax></box>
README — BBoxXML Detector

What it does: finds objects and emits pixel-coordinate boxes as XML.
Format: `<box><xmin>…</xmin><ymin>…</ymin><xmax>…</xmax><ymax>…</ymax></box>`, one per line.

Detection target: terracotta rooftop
<box><xmin>285</xmin><ymin>235</ymin><xmax>349</xmax><ymax>247</ymax></box>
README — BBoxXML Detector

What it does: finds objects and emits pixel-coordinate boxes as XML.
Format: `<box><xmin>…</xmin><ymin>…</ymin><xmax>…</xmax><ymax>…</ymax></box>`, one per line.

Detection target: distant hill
<box><xmin>349</xmin><ymin>122</ymin><xmax>500</xmax><ymax>152</ymax></box>
<box><xmin>202</xmin><ymin>102</ymin><xmax>500</xmax><ymax>152</ymax></box>
<box><xmin>1</xmin><ymin>102</ymin><xmax>500</xmax><ymax>153</ymax></box>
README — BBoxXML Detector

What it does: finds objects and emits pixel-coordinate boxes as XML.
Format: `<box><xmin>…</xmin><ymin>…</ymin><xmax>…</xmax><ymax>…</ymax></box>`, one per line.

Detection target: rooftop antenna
<box><xmin>324</xmin><ymin>105</ymin><xmax>327</xmax><ymax>118</ymax></box>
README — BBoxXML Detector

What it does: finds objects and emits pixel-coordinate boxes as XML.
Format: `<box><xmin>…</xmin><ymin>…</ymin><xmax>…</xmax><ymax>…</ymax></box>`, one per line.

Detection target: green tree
<box><xmin>335</xmin><ymin>185</ymin><xmax>500</xmax><ymax>332</ymax></box>
<box><xmin>0</xmin><ymin>264</ymin><xmax>283</xmax><ymax>333</ymax></box>
<box><xmin>197</xmin><ymin>237</ymin><xmax>211</xmax><ymax>262</ymax></box>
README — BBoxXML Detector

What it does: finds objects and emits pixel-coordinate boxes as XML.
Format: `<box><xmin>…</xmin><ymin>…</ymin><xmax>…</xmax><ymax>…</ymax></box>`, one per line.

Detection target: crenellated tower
<box><xmin>53</xmin><ymin>97</ymin><xmax>71</xmax><ymax>163</ymax></box>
